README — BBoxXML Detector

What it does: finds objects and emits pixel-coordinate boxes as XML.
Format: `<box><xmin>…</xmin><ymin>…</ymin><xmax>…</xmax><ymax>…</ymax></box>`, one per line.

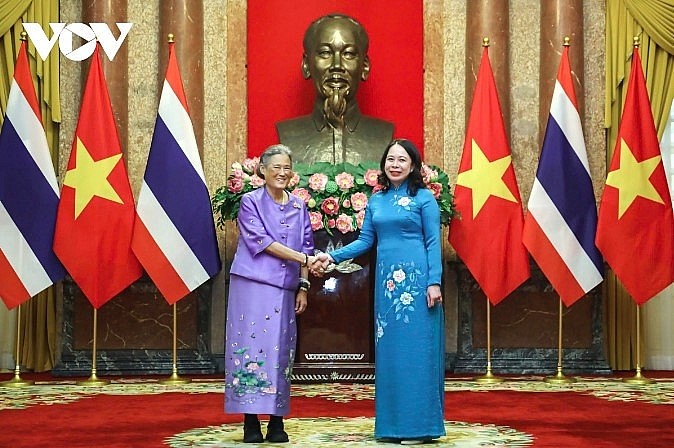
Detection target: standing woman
<box><xmin>321</xmin><ymin>139</ymin><xmax>445</xmax><ymax>444</ymax></box>
<box><xmin>224</xmin><ymin>144</ymin><xmax>316</xmax><ymax>443</ymax></box>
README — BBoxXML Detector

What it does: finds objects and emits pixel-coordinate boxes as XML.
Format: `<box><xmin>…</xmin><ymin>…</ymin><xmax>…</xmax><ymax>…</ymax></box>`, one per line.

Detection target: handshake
<box><xmin>307</xmin><ymin>253</ymin><xmax>334</xmax><ymax>277</ymax></box>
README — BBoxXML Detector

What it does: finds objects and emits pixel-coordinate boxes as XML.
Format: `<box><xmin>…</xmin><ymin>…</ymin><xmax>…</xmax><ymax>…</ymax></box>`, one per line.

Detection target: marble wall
<box><xmin>57</xmin><ymin>0</ymin><xmax>606</xmax><ymax>369</ymax></box>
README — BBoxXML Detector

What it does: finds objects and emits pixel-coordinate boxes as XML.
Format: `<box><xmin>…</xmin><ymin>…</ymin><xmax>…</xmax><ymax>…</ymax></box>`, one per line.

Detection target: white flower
<box><xmin>397</xmin><ymin>196</ymin><xmax>411</xmax><ymax>207</ymax></box>
<box><xmin>400</xmin><ymin>292</ymin><xmax>414</xmax><ymax>305</ymax></box>
<box><xmin>377</xmin><ymin>325</ymin><xmax>384</xmax><ymax>338</ymax></box>
<box><xmin>392</xmin><ymin>269</ymin><xmax>406</xmax><ymax>283</ymax></box>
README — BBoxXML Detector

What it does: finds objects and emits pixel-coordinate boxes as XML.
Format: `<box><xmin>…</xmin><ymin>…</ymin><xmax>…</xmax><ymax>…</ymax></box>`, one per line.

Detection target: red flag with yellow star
<box><xmin>53</xmin><ymin>46</ymin><xmax>142</xmax><ymax>308</ymax></box>
<box><xmin>448</xmin><ymin>46</ymin><xmax>530</xmax><ymax>304</ymax></box>
<box><xmin>595</xmin><ymin>46</ymin><xmax>674</xmax><ymax>305</ymax></box>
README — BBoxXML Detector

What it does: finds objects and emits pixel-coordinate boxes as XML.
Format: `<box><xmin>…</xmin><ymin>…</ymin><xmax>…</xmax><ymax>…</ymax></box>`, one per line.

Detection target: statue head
<box><xmin>301</xmin><ymin>14</ymin><xmax>370</xmax><ymax>121</ymax></box>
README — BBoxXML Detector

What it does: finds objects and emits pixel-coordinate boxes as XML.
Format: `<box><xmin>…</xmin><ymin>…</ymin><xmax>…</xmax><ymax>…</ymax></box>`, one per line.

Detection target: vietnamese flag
<box><xmin>595</xmin><ymin>45</ymin><xmax>674</xmax><ymax>305</ymax></box>
<box><xmin>53</xmin><ymin>46</ymin><xmax>142</xmax><ymax>309</ymax></box>
<box><xmin>448</xmin><ymin>45</ymin><xmax>530</xmax><ymax>305</ymax></box>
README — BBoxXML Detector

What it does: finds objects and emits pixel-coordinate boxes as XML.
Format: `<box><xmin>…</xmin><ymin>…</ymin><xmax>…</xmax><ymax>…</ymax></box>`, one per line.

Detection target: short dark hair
<box><xmin>377</xmin><ymin>139</ymin><xmax>426</xmax><ymax>196</ymax></box>
<box><xmin>303</xmin><ymin>13</ymin><xmax>369</xmax><ymax>54</ymax></box>
<box><xmin>256</xmin><ymin>144</ymin><xmax>293</xmax><ymax>179</ymax></box>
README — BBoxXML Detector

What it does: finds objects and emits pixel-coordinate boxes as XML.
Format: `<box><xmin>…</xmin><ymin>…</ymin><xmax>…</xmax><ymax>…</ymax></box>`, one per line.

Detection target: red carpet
<box><xmin>1</xmin><ymin>374</ymin><xmax>673</xmax><ymax>447</ymax></box>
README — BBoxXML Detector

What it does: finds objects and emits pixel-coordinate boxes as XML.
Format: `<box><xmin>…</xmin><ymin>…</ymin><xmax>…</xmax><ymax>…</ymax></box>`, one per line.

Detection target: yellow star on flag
<box><xmin>605</xmin><ymin>138</ymin><xmax>664</xmax><ymax>218</ymax></box>
<box><xmin>63</xmin><ymin>137</ymin><xmax>124</xmax><ymax>218</ymax></box>
<box><xmin>456</xmin><ymin>139</ymin><xmax>518</xmax><ymax>218</ymax></box>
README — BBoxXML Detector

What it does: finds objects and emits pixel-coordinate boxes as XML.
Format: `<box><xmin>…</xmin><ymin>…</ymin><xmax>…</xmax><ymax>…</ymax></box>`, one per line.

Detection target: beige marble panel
<box><xmin>509</xmin><ymin>0</ymin><xmax>541</xmax><ymax>206</ymax></box>
<box><xmin>57</xmin><ymin>1</ymin><xmax>82</xmax><ymax>179</ymax></box>
<box><xmin>583</xmin><ymin>0</ymin><xmax>607</xmax><ymax>200</ymax></box>
<box><xmin>127</xmin><ymin>0</ymin><xmax>160</xmax><ymax>196</ymax></box>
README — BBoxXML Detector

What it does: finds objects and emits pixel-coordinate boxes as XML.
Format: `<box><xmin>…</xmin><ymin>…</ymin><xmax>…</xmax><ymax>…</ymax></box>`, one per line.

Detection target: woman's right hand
<box><xmin>309</xmin><ymin>253</ymin><xmax>333</xmax><ymax>276</ymax></box>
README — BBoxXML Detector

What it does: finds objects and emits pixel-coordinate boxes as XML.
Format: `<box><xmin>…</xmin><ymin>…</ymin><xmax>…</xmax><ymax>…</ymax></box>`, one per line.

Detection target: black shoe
<box><xmin>243</xmin><ymin>414</ymin><xmax>263</xmax><ymax>443</ymax></box>
<box><xmin>266</xmin><ymin>416</ymin><xmax>289</xmax><ymax>443</ymax></box>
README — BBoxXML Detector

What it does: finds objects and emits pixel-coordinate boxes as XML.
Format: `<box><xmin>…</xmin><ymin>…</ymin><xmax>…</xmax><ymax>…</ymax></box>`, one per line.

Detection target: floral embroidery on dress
<box><xmin>376</xmin><ymin>262</ymin><xmax>425</xmax><ymax>343</ymax></box>
<box><xmin>226</xmin><ymin>347</ymin><xmax>276</xmax><ymax>397</ymax></box>
<box><xmin>391</xmin><ymin>193</ymin><xmax>415</xmax><ymax>212</ymax></box>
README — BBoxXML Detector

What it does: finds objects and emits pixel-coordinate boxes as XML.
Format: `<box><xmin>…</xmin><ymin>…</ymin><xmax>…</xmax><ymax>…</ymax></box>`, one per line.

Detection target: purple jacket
<box><xmin>229</xmin><ymin>187</ymin><xmax>314</xmax><ymax>291</ymax></box>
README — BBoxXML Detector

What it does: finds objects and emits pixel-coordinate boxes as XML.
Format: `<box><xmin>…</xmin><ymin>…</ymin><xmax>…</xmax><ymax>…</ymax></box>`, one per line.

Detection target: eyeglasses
<box><xmin>268</xmin><ymin>165</ymin><xmax>292</xmax><ymax>173</ymax></box>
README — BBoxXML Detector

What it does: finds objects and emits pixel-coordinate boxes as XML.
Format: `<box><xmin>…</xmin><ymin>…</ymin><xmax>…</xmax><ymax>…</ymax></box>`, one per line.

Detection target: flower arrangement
<box><xmin>212</xmin><ymin>158</ymin><xmax>455</xmax><ymax>235</ymax></box>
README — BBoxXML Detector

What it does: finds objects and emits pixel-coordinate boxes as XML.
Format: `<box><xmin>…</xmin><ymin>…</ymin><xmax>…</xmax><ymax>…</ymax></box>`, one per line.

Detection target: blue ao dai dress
<box><xmin>330</xmin><ymin>181</ymin><xmax>446</xmax><ymax>440</ymax></box>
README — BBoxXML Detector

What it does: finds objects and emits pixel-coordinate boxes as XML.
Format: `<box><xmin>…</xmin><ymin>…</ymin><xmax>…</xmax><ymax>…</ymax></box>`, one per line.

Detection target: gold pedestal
<box><xmin>0</xmin><ymin>372</ymin><xmax>34</xmax><ymax>388</ymax></box>
<box><xmin>159</xmin><ymin>371</ymin><xmax>191</xmax><ymax>385</ymax></box>
<box><xmin>622</xmin><ymin>368</ymin><xmax>655</xmax><ymax>385</ymax></box>
<box><xmin>545</xmin><ymin>369</ymin><xmax>576</xmax><ymax>384</ymax></box>
<box><xmin>475</xmin><ymin>368</ymin><xmax>504</xmax><ymax>384</ymax></box>
<box><xmin>76</xmin><ymin>372</ymin><xmax>110</xmax><ymax>387</ymax></box>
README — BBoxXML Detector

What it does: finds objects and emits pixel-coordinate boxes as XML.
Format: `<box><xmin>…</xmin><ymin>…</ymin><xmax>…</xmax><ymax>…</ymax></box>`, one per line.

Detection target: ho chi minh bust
<box><xmin>276</xmin><ymin>13</ymin><xmax>394</xmax><ymax>165</ymax></box>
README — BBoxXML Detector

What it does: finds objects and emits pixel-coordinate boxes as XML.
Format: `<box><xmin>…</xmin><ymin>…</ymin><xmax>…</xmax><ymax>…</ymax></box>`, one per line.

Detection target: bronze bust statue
<box><xmin>276</xmin><ymin>14</ymin><xmax>394</xmax><ymax>165</ymax></box>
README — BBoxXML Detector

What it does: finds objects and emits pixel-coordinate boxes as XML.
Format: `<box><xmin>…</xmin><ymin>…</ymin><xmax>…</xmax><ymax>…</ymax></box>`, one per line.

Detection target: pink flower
<box><xmin>308</xmin><ymin>173</ymin><xmax>328</xmax><ymax>191</ymax></box>
<box><xmin>350</xmin><ymin>192</ymin><xmax>368</xmax><ymax>211</ymax></box>
<box><xmin>250</xmin><ymin>174</ymin><xmax>265</xmax><ymax>187</ymax></box>
<box><xmin>321</xmin><ymin>196</ymin><xmax>340</xmax><ymax>215</ymax></box>
<box><xmin>386</xmin><ymin>279</ymin><xmax>395</xmax><ymax>291</ymax></box>
<box><xmin>242</xmin><ymin>157</ymin><xmax>259</xmax><ymax>173</ymax></box>
<box><xmin>335</xmin><ymin>213</ymin><xmax>355</xmax><ymax>234</ymax></box>
<box><xmin>342</xmin><ymin>199</ymin><xmax>351</xmax><ymax>208</ymax></box>
<box><xmin>309</xmin><ymin>212</ymin><xmax>324</xmax><ymax>231</ymax></box>
<box><xmin>227</xmin><ymin>176</ymin><xmax>244</xmax><ymax>193</ymax></box>
<box><xmin>372</xmin><ymin>184</ymin><xmax>385</xmax><ymax>194</ymax></box>
<box><xmin>355</xmin><ymin>210</ymin><xmax>366</xmax><ymax>229</ymax></box>
<box><xmin>327</xmin><ymin>218</ymin><xmax>336</xmax><ymax>228</ymax></box>
<box><xmin>335</xmin><ymin>172</ymin><xmax>355</xmax><ymax>190</ymax></box>
<box><xmin>288</xmin><ymin>172</ymin><xmax>301</xmax><ymax>188</ymax></box>
<box><xmin>421</xmin><ymin>163</ymin><xmax>438</xmax><ymax>184</ymax></box>
<box><xmin>292</xmin><ymin>187</ymin><xmax>311</xmax><ymax>203</ymax></box>
<box><xmin>428</xmin><ymin>182</ymin><xmax>443</xmax><ymax>199</ymax></box>
<box><xmin>364</xmin><ymin>169</ymin><xmax>380</xmax><ymax>186</ymax></box>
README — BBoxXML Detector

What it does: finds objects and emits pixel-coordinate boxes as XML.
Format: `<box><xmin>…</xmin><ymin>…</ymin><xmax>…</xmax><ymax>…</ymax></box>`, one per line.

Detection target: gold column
<box><xmin>539</xmin><ymin>0</ymin><xmax>584</xmax><ymax>145</ymax></box>
<box><xmin>159</xmin><ymin>0</ymin><xmax>204</xmax><ymax>154</ymax></box>
<box><xmin>466</xmin><ymin>0</ymin><xmax>510</xmax><ymax>134</ymax></box>
<box><xmin>83</xmin><ymin>0</ymin><xmax>129</xmax><ymax>153</ymax></box>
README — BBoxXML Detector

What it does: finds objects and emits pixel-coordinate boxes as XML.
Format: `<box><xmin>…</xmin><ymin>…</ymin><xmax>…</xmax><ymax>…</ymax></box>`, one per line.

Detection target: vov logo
<box><xmin>23</xmin><ymin>23</ymin><xmax>133</xmax><ymax>61</ymax></box>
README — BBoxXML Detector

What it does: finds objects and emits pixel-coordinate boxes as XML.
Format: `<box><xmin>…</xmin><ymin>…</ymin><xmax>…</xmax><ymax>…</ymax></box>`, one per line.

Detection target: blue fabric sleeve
<box><xmin>329</xmin><ymin>200</ymin><xmax>376</xmax><ymax>263</ymax></box>
<box><xmin>421</xmin><ymin>190</ymin><xmax>442</xmax><ymax>286</ymax></box>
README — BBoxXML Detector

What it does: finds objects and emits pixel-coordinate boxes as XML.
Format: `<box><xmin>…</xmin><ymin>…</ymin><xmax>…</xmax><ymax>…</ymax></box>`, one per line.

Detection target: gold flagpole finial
<box><xmin>20</xmin><ymin>31</ymin><xmax>27</xmax><ymax>41</ymax></box>
<box><xmin>633</xmin><ymin>36</ymin><xmax>640</xmax><ymax>48</ymax></box>
<box><xmin>168</xmin><ymin>33</ymin><xmax>174</xmax><ymax>43</ymax></box>
<box><xmin>482</xmin><ymin>37</ymin><xmax>490</xmax><ymax>47</ymax></box>
<box><xmin>563</xmin><ymin>36</ymin><xmax>570</xmax><ymax>47</ymax></box>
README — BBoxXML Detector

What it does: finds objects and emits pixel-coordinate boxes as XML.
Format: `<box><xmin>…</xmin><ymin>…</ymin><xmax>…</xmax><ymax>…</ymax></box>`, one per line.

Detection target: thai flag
<box><xmin>131</xmin><ymin>42</ymin><xmax>221</xmax><ymax>304</ymax></box>
<box><xmin>522</xmin><ymin>45</ymin><xmax>603</xmax><ymax>306</ymax></box>
<box><xmin>0</xmin><ymin>41</ymin><xmax>65</xmax><ymax>309</ymax></box>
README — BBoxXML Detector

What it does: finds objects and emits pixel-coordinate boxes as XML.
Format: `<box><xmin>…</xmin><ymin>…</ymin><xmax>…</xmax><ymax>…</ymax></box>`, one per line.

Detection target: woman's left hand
<box><xmin>426</xmin><ymin>285</ymin><xmax>442</xmax><ymax>308</ymax></box>
<box><xmin>295</xmin><ymin>289</ymin><xmax>308</xmax><ymax>314</ymax></box>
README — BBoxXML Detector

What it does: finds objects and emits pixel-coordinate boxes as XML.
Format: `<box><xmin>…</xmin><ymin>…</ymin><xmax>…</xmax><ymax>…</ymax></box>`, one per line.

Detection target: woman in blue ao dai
<box><xmin>323</xmin><ymin>139</ymin><xmax>446</xmax><ymax>444</ymax></box>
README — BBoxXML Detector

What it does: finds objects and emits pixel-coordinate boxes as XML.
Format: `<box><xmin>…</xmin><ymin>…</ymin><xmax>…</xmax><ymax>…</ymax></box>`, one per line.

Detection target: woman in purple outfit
<box><xmin>224</xmin><ymin>144</ymin><xmax>319</xmax><ymax>443</ymax></box>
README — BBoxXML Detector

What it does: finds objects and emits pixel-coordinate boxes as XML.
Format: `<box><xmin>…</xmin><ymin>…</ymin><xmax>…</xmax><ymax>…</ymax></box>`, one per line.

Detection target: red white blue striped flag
<box><xmin>0</xmin><ymin>41</ymin><xmax>65</xmax><ymax>309</ymax></box>
<box><xmin>131</xmin><ymin>41</ymin><xmax>221</xmax><ymax>304</ymax></box>
<box><xmin>522</xmin><ymin>44</ymin><xmax>603</xmax><ymax>306</ymax></box>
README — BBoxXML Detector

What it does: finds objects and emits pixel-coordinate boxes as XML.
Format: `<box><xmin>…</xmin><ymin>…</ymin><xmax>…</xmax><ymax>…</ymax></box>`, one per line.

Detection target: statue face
<box><xmin>303</xmin><ymin>18</ymin><xmax>370</xmax><ymax>103</ymax></box>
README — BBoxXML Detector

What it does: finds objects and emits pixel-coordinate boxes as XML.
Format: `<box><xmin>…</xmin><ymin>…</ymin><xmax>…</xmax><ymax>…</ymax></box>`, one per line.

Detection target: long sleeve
<box><xmin>420</xmin><ymin>190</ymin><xmax>442</xmax><ymax>286</ymax></box>
<box><xmin>330</xmin><ymin>199</ymin><xmax>377</xmax><ymax>263</ymax></box>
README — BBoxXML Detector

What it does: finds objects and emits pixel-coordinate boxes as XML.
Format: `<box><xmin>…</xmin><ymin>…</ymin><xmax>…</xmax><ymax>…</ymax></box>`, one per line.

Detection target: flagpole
<box><xmin>622</xmin><ymin>305</ymin><xmax>654</xmax><ymax>384</ymax></box>
<box><xmin>0</xmin><ymin>304</ymin><xmax>34</xmax><ymax>387</ymax></box>
<box><xmin>475</xmin><ymin>297</ymin><xmax>503</xmax><ymax>384</ymax></box>
<box><xmin>77</xmin><ymin>308</ymin><xmax>109</xmax><ymax>386</ymax></box>
<box><xmin>545</xmin><ymin>297</ymin><xmax>575</xmax><ymax>384</ymax></box>
<box><xmin>159</xmin><ymin>303</ymin><xmax>190</xmax><ymax>385</ymax></box>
